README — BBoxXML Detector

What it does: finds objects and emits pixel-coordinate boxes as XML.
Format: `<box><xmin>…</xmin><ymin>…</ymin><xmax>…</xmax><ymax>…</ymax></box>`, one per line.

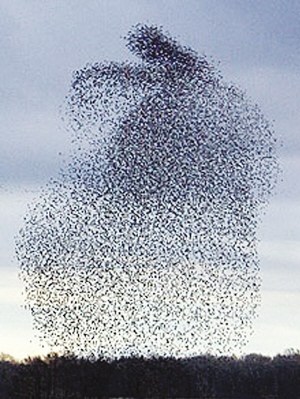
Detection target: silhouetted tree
<box><xmin>1</xmin><ymin>351</ymin><xmax>300</xmax><ymax>398</ymax></box>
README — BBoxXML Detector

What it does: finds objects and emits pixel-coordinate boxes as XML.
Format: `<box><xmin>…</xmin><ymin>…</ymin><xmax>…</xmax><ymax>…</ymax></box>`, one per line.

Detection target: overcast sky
<box><xmin>0</xmin><ymin>0</ymin><xmax>299</xmax><ymax>359</ymax></box>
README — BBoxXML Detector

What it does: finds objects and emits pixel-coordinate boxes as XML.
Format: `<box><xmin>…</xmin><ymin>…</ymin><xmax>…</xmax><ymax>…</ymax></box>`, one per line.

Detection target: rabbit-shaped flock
<box><xmin>16</xmin><ymin>25</ymin><xmax>278</xmax><ymax>358</ymax></box>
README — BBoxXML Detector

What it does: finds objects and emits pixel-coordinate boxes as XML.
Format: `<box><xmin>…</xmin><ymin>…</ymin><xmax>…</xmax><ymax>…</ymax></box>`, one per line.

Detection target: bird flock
<box><xmin>16</xmin><ymin>24</ymin><xmax>279</xmax><ymax>358</ymax></box>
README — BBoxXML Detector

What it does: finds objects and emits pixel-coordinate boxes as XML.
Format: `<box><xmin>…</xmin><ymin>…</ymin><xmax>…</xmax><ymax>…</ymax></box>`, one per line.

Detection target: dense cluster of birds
<box><xmin>16</xmin><ymin>25</ymin><xmax>279</xmax><ymax>358</ymax></box>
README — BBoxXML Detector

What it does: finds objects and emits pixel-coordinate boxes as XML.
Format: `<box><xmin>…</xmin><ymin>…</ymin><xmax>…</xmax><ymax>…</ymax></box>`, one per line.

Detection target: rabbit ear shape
<box><xmin>125</xmin><ymin>24</ymin><xmax>198</xmax><ymax>68</ymax></box>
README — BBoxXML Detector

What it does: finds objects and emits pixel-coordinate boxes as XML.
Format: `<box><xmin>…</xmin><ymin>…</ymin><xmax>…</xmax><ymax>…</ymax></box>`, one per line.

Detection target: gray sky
<box><xmin>0</xmin><ymin>0</ymin><xmax>299</xmax><ymax>359</ymax></box>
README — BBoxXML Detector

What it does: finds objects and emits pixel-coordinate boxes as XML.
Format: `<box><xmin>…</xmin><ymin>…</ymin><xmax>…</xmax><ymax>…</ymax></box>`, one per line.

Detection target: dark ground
<box><xmin>1</xmin><ymin>351</ymin><xmax>300</xmax><ymax>398</ymax></box>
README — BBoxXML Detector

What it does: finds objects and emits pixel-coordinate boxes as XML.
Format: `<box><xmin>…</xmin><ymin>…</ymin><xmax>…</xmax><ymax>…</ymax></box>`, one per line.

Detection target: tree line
<box><xmin>0</xmin><ymin>351</ymin><xmax>299</xmax><ymax>398</ymax></box>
